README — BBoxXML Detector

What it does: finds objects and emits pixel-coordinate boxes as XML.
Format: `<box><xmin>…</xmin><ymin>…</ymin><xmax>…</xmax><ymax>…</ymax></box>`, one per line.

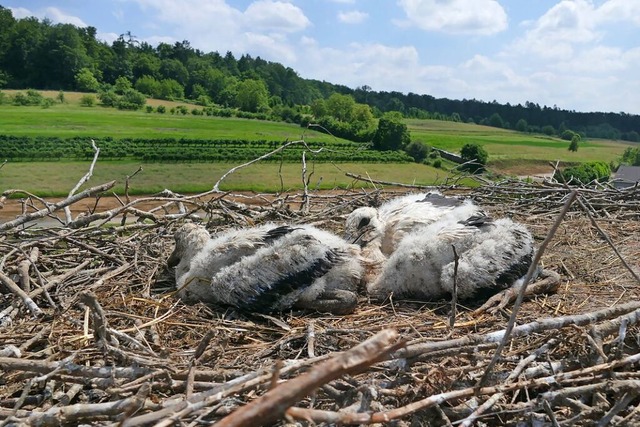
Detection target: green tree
<box><xmin>489</xmin><ymin>113</ymin><xmax>504</xmax><ymax>128</ymax></box>
<box><xmin>460</xmin><ymin>143</ymin><xmax>488</xmax><ymax>173</ymax></box>
<box><xmin>405</xmin><ymin>141</ymin><xmax>429</xmax><ymax>163</ymax></box>
<box><xmin>114</xmin><ymin>76</ymin><xmax>133</xmax><ymax>94</ymax></box>
<box><xmin>568</xmin><ymin>135</ymin><xmax>579</xmax><ymax>152</ymax></box>
<box><xmin>75</xmin><ymin>67</ymin><xmax>100</xmax><ymax>92</ymax></box>
<box><xmin>515</xmin><ymin>118</ymin><xmax>528</xmax><ymax>132</ymax></box>
<box><xmin>235</xmin><ymin>79</ymin><xmax>269</xmax><ymax>112</ymax></box>
<box><xmin>156</xmin><ymin>78</ymin><xmax>184</xmax><ymax>100</ymax></box>
<box><xmin>135</xmin><ymin>75</ymin><xmax>160</xmax><ymax>97</ymax></box>
<box><xmin>326</xmin><ymin>93</ymin><xmax>355</xmax><ymax>122</ymax></box>
<box><xmin>372</xmin><ymin>112</ymin><xmax>410</xmax><ymax>151</ymax></box>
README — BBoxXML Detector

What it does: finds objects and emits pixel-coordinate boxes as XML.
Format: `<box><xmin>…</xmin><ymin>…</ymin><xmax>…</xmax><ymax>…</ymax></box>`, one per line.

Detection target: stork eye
<box><xmin>357</xmin><ymin>217</ymin><xmax>371</xmax><ymax>229</ymax></box>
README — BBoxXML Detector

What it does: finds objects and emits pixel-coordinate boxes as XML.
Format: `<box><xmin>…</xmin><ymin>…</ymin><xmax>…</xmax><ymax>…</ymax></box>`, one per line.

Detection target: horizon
<box><xmin>4</xmin><ymin>1</ymin><xmax>640</xmax><ymax>115</ymax></box>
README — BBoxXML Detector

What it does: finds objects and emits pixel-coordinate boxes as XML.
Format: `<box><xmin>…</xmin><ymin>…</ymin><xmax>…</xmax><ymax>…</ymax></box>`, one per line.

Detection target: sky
<box><xmin>4</xmin><ymin>0</ymin><xmax>640</xmax><ymax>115</ymax></box>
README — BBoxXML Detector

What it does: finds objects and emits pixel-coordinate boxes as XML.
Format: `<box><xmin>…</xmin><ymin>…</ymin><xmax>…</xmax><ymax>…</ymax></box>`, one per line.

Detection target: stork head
<box><xmin>167</xmin><ymin>223</ymin><xmax>210</xmax><ymax>268</ymax></box>
<box><xmin>344</xmin><ymin>206</ymin><xmax>385</xmax><ymax>249</ymax></box>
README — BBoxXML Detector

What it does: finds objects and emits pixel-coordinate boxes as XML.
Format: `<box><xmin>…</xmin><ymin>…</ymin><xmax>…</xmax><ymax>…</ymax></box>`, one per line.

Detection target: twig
<box><xmin>478</xmin><ymin>190</ymin><xmax>577</xmax><ymax>388</ymax></box>
<box><xmin>0</xmin><ymin>181</ymin><xmax>116</xmax><ymax>231</ymax></box>
<box><xmin>216</xmin><ymin>329</ymin><xmax>403</xmax><ymax>427</ymax></box>
<box><xmin>64</xmin><ymin>139</ymin><xmax>100</xmax><ymax>224</ymax></box>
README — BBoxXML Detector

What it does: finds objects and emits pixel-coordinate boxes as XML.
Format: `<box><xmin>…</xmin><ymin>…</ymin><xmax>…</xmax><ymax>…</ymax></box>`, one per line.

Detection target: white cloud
<box><xmin>125</xmin><ymin>0</ymin><xmax>309</xmax><ymax>63</ymax></box>
<box><xmin>395</xmin><ymin>0</ymin><xmax>507</xmax><ymax>35</ymax></box>
<box><xmin>337</xmin><ymin>10</ymin><xmax>368</xmax><ymax>24</ymax></box>
<box><xmin>245</xmin><ymin>1</ymin><xmax>310</xmax><ymax>33</ymax></box>
<box><xmin>8</xmin><ymin>7</ymin><xmax>32</xmax><ymax>19</ymax></box>
<box><xmin>597</xmin><ymin>0</ymin><xmax>640</xmax><ymax>26</ymax></box>
<box><xmin>44</xmin><ymin>7</ymin><xmax>88</xmax><ymax>27</ymax></box>
<box><xmin>8</xmin><ymin>6</ymin><xmax>87</xmax><ymax>27</ymax></box>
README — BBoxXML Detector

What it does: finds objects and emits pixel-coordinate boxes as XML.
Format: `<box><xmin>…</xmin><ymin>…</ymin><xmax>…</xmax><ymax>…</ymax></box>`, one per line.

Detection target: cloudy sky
<box><xmin>5</xmin><ymin>0</ymin><xmax>640</xmax><ymax>114</ymax></box>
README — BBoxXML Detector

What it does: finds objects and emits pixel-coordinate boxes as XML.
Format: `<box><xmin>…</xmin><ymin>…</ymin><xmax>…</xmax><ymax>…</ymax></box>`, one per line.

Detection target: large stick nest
<box><xmin>1</xmin><ymin>178</ymin><xmax>640</xmax><ymax>426</ymax></box>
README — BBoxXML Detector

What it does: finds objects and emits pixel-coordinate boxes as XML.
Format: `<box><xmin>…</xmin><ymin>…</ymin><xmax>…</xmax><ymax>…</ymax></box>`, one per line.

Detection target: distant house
<box><xmin>614</xmin><ymin>165</ymin><xmax>640</xmax><ymax>189</ymax></box>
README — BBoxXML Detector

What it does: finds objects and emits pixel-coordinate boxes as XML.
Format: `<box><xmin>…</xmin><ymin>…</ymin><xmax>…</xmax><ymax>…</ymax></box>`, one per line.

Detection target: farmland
<box><xmin>0</xmin><ymin>91</ymin><xmax>635</xmax><ymax>195</ymax></box>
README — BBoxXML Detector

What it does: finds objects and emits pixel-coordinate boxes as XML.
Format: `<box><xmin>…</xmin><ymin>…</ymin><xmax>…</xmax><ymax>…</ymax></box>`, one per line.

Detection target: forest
<box><xmin>0</xmin><ymin>5</ymin><xmax>639</xmax><ymax>143</ymax></box>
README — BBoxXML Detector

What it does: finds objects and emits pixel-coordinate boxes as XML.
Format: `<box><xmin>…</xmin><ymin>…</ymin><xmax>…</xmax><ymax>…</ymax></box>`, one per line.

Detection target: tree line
<box><xmin>0</xmin><ymin>5</ymin><xmax>638</xmax><ymax>144</ymax></box>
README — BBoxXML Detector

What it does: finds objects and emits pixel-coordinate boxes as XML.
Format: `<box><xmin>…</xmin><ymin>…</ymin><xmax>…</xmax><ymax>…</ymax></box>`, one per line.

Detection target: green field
<box><xmin>0</xmin><ymin>161</ymin><xmax>468</xmax><ymax>196</ymax></box>
<box><xmin>407</xmin><ymin>119</ymin><xmax>635</xmax><ymax>174</ymax></box>
<box><xmin>0</xmin><ymin>91</ymin><xmax>635</xmax><ymax>194</ymax></box>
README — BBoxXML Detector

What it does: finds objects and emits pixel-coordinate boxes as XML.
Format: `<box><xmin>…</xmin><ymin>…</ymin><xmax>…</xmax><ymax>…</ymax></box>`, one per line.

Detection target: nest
<box><xmin>1</xmin><ymin>177</ymin><xmax>640</xmax><ymax>426</ymax></box>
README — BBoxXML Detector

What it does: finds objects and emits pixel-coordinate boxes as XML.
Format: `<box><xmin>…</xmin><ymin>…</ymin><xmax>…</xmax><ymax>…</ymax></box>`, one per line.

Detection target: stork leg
<box><xmin>295</xmin><ymin>289</ymin><xmax>358</xmax><ymax>315</ymax></box>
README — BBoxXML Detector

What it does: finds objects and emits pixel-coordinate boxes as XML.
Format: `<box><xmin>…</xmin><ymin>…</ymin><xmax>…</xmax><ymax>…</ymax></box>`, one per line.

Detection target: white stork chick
<box><xmin>366</xmin><ymin>213</ymin><xmax>535</xmax><ymax>302</ymax></box>
<box><xmin>167</xmin><ymin>222</ymin><xmax>292</xmax><ymax>304</ymax></box>
<box><xmin>344</xmin><ymin>192</ymin><xmax>481</xmax><ymax>282</ymax></box>
<box><xmin>209</xmin><ymin>224</ymin><xmax>363</xmax><ymax>314</ymax></box>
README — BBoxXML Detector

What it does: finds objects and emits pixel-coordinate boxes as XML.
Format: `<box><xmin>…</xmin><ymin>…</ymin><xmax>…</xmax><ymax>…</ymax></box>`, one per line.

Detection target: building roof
<box><xmin>616</xmin><ymin>166</ymin><xmax>640</xmax><ymax>184</ymax></box>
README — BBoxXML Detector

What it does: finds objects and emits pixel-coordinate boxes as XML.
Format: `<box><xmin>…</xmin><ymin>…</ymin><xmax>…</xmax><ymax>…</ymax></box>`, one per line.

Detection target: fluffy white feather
<box><xmin>366</xmin><ymin>214</ymin><xmax>534</xmax><ymax>301</ymax></box>
<box><xmin>168</xmin><ymin>222</ymin><xmax>288</xmax><ymax>303</ymax></box>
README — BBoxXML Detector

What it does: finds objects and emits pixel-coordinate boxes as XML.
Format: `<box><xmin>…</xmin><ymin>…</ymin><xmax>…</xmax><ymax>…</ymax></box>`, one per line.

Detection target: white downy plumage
<box><xmin>210</xmin><ymin>224</ymin><xmax>363</xmax><ymax>314</ymax></box>
<box><xmin>168</xmin><ymin>222</ymin><xmax>292</xmax><ymax>304</ymax></box>
<box><xmin>366</xmin><ymin>213</ymin><xmax>535</xmax><ymax>302</ymax></box>
<box><xmin>168</xmin><ymin>223</ymin><xmax>363</xmax><ymax>314</ymax></box>
<box><xmin>344</xmin><ymin>192</ymin><xmax>481</xmax><ymax>282</ymax></box>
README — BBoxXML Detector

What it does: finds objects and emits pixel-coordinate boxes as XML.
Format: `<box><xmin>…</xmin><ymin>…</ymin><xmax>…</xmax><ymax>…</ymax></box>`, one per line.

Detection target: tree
<box><xmin>372</xmin><ymin>112</ymin><xmax>410</xmax><ymax>151</ymax></box>
<box><xmin>75</xmin><ymin>67</ymin><xmax>100</xmax><ymax>92</ymax></box>
<box><xmin>114</xmin><ymin>76</ymin><xmax>132</xmax><ymax>94</ymax></box>
<box><xmin>568</xmin><ymin>135</ymin><xmax>579</xmax><ymax>152</ymax></box>
<box><xmin>460</xmin><ymin>143</ymin><xmax>488</xmax><ymax>173</ymax></box>
<box><xmin>515</xmin><ymin>118</ymin><xmax>528</xmax><ymax>132</ymax></box>
<box><xmin>235</xmin><ymin>79</ymin><xmax>268</xmax><ymax>112</ymax></box>
<box><xmin>404</xmin><ymin>141</ymin><xmax>429</xmax><ymax>163</ymax></box>
<box><xmin>489</xmin><ymin>113</ymin><xmax>504</xmax><ymax>128</ymax></box>
<box><xmin>326</xmin><ymin>93</ymin><xmax>355</xmax><ymax>122</ymax></box>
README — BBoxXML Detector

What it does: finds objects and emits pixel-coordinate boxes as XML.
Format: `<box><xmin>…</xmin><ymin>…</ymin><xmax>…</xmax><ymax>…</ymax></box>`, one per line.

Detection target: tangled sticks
<box><xmin>1</xmin><ymin>177</ymin><xmax>640</xmax><ymax>425</ymax></box>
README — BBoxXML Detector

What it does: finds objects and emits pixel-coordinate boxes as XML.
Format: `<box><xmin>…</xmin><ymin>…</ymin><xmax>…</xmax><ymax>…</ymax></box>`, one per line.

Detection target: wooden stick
<box><xmin>215</xmin><ymin>329</ymin><xmax>402</xmax><ymax>427</ymax></box>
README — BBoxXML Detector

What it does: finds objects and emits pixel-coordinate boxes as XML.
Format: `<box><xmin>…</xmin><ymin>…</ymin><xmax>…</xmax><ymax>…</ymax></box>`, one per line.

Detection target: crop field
<box><xmin>0</xmin><ymin>91</ymin><xmax>635</xmax><ymax>194</ymax></box>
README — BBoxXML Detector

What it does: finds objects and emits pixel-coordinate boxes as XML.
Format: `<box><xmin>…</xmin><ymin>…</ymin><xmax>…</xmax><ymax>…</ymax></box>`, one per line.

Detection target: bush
<box><xmin>156</xmin><ymin>105</ymin><xmax>166</xmax><ymax>114</ymax></box>
<box><xmin>116</xmin><ymin>89</ymin><xmax>147</xmax><ymax>110</ymax></box>
<box><xmin>12</xmin><ymin>90</ymin><xmax>44</xmax><ymax>106</ymax></box>
<box><xmin>98</xmin><ymin>90</ymin><xmax>120</xmax><ymax>107</ymax></box>
<box><xmin>404</xmin><ymin>141</ymin><xmax>429</xmax><ymax>163</ymax></box>
<box><xmin>554</xmin><ymin>161</ymin><xmax>611</xmax><ymax>185</ymax></box>
<box><xmin>433</xmin><ymin>159</ymin><xmax>442</xmax><ymax>168</ymax></box>
<box><xmin>79</xmin><ymin>94</ymin><xmax>96</xmax><ymax>107</ymax></box>
<box><xmin>145</xmin><ymin>105</ymin><xmax>154</xmax><ymax>113</ymax></box>
<box><xmin>460</xmin><ymin>143</ymin><xmax>488</xmax><ymax>173</ymax></box>
<box><xmin>41</xmin><ymin>98</ymin><xmax>56</xmax><ymax>108</ymax></box>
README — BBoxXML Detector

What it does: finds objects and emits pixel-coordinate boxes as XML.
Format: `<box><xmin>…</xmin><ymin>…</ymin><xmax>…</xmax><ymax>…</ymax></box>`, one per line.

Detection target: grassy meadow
<box><xmin>0</xmin><ymin>90</ymin><xmax>635</xmax><ymax>195</ymax></box>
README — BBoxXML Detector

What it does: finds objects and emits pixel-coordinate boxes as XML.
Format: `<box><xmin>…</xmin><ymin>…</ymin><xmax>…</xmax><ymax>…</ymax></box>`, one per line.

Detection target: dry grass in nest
<box><xmin>1</xmin><ymin>177</ymin><xmax>639</xmax><ymax>426</ymax></box>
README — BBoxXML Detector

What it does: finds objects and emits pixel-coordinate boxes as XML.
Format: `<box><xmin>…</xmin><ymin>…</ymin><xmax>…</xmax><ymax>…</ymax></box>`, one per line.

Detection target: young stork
<box><xmin>167</xmin><ymin>222</ymin><xmax>292</xmax><ymax>304</ymax></box>
<box><xmin>365</xmin><ymin>213</ymin><xmax>535</xmax><ymax>302</ymax></box>
<box><xmin>344</xmin><ymin>192</ymin><xmax>481</xmax><ymax>282</ymax></box>
<box><xmin>209</xmin><ymin>224</ymin><xmax>363</xmax><ymax>314</ymax></box>
<box><xmin>168</xmin><ymin>223</ymin><xmax>363</xmax><ymax>314</ymax></box>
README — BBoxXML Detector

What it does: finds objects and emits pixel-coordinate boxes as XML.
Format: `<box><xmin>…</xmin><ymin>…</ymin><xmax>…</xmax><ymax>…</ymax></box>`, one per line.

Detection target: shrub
<box><xmin>41</xmin><ymin>98</ymin><xmax>56</xmax><ymax>108</ymax></box>
<box><xmin>116</xmin><ymin>89</ymin><xmax>147</xmax><ymax>110</ymax></box>
<box><xmin>57</xmin><ymin>91</ymin><xmax>65</xmax><ymax>104</ymax></box>
<box><xmin>433</xmin><ymin>159</ymin><xmax>442</xmax><ymax>168</ymax></box>
<box><xmin>404</xmin><ymin>141</ymin><xmax>429</xmax><ymax>163</ymax></box>
<box><xmin>156</xmin><ymin>105</ymin><xmax>166</xmax><ymax>114</ymax></box>
<box><xmin>79</xmin><ymin>94</ymin><xmax>96</xmax><ymax>107</ymax></box>
<box><xmin>145</xmin><ymin>105</ymin><xmax>154</xmax><ymax>113</ymax></box>
<box><xmin>0</xmin><ymin>91</ymin><xmax>5</xmax><ymax>105</ymax></box>
<box><xmin>460</xmin><ymin>143</ymin><xmax>488</xmax><ymax>173</ymax></box>
<box><xmin>98</xmin><ymin>90</ymin><xmax>120</xmax><ymax>107</ymax></box>
<box><xmin>554</xmin><ymin>161</ymin><xmax>611</xmax><ymax>185</ymax></box>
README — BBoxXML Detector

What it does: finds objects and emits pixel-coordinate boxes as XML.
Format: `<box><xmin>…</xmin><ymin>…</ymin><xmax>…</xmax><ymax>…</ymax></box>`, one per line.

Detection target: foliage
<box><xmin>568</xmin><ymin>135</ymin><xmax>579</xmax><ymax>152</ymax></box>
<box><xmin>235</xmin><ymin>79</ymin><xmax>269</xmax><ymax>113</ymax></box>
<box><xmin>620</xmin><ymin>147</ymin><xmax>640</xmax><ymax>166</ymax></box>
<box><xmin>75</xmin><ymin>68</ymin><xmax>100</xmax><ymax>92</ymax></box>
<box><xmin>515</xmin><ymin>118</ymin><xmax>528</xmax><ymax>132</ymax></box>
<box><xmin>460</xmin><ymin>143</ymin><xmax>488</xmax><ymax>173</ymax></box>
<box><xmin>57</xmin><ymin>90</ymin><xmax>65</xmax><ymax>103</ymax></box>
<box><xmin>554</xmin><ymin>161</ymin><xmax>611</xmax><ymax>185</ymax></box>
<box><xmin>0</xmin><ymin>135</ymin><xmax>413</xmax><ymax>164</ymax></box>
<box><xmin>372</xmin><ymin>111</ymin><xmax>410</xmax><ymax>151</ymax></box>
<box><xmin>79</xmin><ymin>94</ymin><xmax>96</xmax><ymax>107</ymax></box>
<box><xmin>156</xmin><ymin>105</ymin><xmax>166</xmax><ymax>114</ymax></box>
<box><xmin>11</xmin><ymin>89</ymin><xmax>44</xmax><ymax>106</ymax></box>
<box><xmin>561</xmin><ymin>129</ymin><xmax>580</xmax><ymax>141</ymax></box>
<box><xmin>489</xmin><ymin>113</ymin><xmax>504</xmax><ymax>128</ymax></box>
<box><xmin>404</xmin><ymin>141</ymin><xmax>429</xmax><ymax>163</ymax></box>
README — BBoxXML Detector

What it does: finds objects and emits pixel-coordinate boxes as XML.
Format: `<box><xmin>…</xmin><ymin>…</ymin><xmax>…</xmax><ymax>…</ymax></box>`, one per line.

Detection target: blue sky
<box><xmin>5</xmin><ymin>0</ymin><xmax>640</xmax><ymax>114</ymax></box>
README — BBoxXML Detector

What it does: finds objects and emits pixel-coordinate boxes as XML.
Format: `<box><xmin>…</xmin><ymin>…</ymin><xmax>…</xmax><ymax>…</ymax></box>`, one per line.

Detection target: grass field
<box><xmin>406</xmin><ymin>118</ymin><xmax>635</xmax><ymax>174</ymax></box>
<box><xmin>1</xmin><ymin>90</ymin><xmax>635</xmax><ymax>194</ymax></box>
<box><xmin>0</xmin><ymin>161</ymin><xmax>468</xmax><ymax>196</ymax></box>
